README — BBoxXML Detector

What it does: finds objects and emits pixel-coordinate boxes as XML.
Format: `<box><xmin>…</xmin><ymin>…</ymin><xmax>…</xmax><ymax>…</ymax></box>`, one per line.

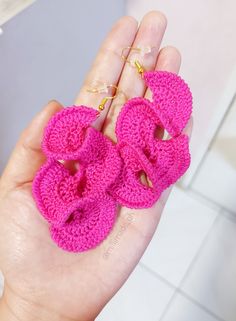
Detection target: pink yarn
<box><xmin>111</xmin><ymin>71</ymin><xmax>192</xmax><ymax>208</ymax></box>
<box><xmin>110</xmin><ymin>135</ymin><xmax>190</xmax><ymax>208</ymax></box>
<box><xmin>33</xmin><ymin>110</ymin><xmax>121</xmax><ymax>252</ymax></box>
<box><xmin>50</xmin><ymin>194</ymin><xmax>117</xmax><ymax>252</ymax></box>
<box><xmin>42</xmin><ymin>106</ymin><xmax>99</xmax><ymax>160</ymax></box>
<box><xmin>33</xmin><ymin>71</ymin><xmax>192</xmax><ymax>252</ymax></box>
<box><xmin>145</xmin><ymin>71</ymin><xmax>192</xmax><ymax>136</ymax></box>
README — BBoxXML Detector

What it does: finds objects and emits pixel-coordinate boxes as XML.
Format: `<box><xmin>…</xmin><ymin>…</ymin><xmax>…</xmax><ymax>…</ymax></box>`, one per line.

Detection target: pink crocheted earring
<box><xmin>33</xmin><ymin>85</ymin><xmax>122</xmax><ymax>252</ymax></box>
<box><xmin>32</xmin><ymin>47</ymin><xmax>192</xmax><ymax>253</ymax></box>
<box><xmin>110</xmin><ymin>46</ymin><xmax>193</xmax><ymax>209</ymax></box>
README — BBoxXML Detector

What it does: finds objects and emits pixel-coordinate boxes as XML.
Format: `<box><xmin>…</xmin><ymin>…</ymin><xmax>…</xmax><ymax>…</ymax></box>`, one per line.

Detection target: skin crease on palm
<box><xmin>0</xmin><ymin>11</ymin><xmax>193</xmax><ymax>321</ymax></box>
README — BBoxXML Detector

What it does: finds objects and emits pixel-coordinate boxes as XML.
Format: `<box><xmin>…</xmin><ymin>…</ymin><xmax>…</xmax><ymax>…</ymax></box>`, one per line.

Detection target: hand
<box><xmin>0</xmin><ymin>11</ymin><xmax>192</xmax><ymax>321</ymax></box>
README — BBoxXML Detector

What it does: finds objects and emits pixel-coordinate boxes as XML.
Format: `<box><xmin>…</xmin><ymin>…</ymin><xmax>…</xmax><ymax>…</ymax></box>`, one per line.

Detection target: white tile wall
<box><xmin>141</xmin><ymin>187</ymin><xmax>218</xmax><ymax>286</ymax></box>
<box><xmin>181</xmin><ymin>214</ymin><xmax>236</xmax><ymax>321</ymax></box>
<box><xmin>161</xmin><ymin>293</ymin><xmax>219</xmax><ymax>321</ymax></box>
<box><xmin>97</xmin><ymin>265</ymin><xmax>174</xmax><ymax>321</ymax></box>
<box><xmin>192</xmin><ymin>95</ymin><xmax>236</xmax><ymax>213</ymax></box>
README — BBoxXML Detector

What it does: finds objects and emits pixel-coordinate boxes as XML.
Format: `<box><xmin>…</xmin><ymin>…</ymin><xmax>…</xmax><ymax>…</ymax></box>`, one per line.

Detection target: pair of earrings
<box><xmin>33</xmin><ymin>46</ymin><xmax>192</xmax><ymax>252</ymax></box>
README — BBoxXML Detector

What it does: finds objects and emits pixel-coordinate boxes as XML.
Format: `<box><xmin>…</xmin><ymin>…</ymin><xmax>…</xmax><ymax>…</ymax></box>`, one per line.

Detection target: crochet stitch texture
<box><xmin>111</xmin><ymin>71</ymin><xmax>192</xmax><ymax>208</ymax></box>
<box><xmin>33</xmin><ymin>71</ymin><xmax>192</xmax><ymax>252</ymax></box>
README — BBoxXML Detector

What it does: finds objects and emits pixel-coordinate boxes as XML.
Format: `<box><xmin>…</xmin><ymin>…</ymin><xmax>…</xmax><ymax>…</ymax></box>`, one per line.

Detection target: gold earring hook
<box><xmin>121</xmin><ymin>46</ymin><xmax>146</xmax><ymax>76</ymax></box>
<box><xmin>98</xmin><ymin>84</ymin><xmax>119</xmax><ymax>111</ymax></box>
<box><xmin>87</xmin><ymin>84</ymin><xmax>119</xmax><ymax>111</ymax></box>
<box><xmin>121</xmin><ymin>46</ymin><xmax>157</xmax><ymax>76</ymax></box>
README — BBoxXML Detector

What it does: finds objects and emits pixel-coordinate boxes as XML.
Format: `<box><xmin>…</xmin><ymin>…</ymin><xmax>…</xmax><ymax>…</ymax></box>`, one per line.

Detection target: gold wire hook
<box><xmin>121</xmin><ymin>46</ymin><xmax>145</xmax><ymax>76</ymax></box>
<box><xmin>87</xmin><ymin>84</ymin><xmax>119</xmax><ymax>111</ymax></box>
<box><xmin>98</xmin><ymin>84</ymin><xmax>119</xmax><ymax>111</ymax></box>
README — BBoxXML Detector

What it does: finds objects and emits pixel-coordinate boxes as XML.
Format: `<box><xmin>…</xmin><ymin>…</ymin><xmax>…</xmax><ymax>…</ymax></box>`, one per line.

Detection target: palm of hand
<box><xmin>0</xmin><ymin>179</ymin><xmax>166</xmax><ymax>320</ymax></box>
<box><xmin>0</xmin><ymin>12</ymin><xmax>191</xmax><ymax>321</ymax></box>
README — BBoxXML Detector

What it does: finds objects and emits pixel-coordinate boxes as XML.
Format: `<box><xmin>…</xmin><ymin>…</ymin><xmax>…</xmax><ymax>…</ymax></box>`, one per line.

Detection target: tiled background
<box><xmin>97</xmin><ymin>185</ymin><xmax>236</xmax><ymax>321</ymax></box>
<box><xmin>1</xmin><ymin>1</ymin><xmax>236</xmax><ymax>320</ymax></box>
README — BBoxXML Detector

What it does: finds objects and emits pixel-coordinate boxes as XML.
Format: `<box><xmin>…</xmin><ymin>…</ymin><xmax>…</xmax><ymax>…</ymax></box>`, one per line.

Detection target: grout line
<box><xmin>140</xmin><ymin>258</ymin><xmax>225</xmax><ymax>321</ymax></box>
<box><xmin>179</xmin><ymin>182</ymin><xmax>236</xmax><ymax>221</ymax></box>
<box><xmin>158</xmin><ymin>290</ymin><xmax>177</xmax><ymax>321</ymax></box>
<box><xmin>141</xmin><ymin>213</ymin><xmax>225</xmax><ymax>321</ymax></box>
<box><xmin>173</xmin><ymin>289</ymin><xmax>225</xmax><ymax>321</ymax></box>
<box><xmin>159</xmin><ymin>211</ymin><xmax>223</xmax><ymax>321</ymax></box>
<box><xmin>183</xmin><ymin>185</ymin><xmax>236</xmax><ymax>225</ymax></box>
<box><xmin>139</xmin><ymin>262</ymin><xmax>176</xmax><ymax>291</ymax></box>
<box><xmin>221</xmin><ymin>210</ymin><xmax>236</xmax><ymax>224</ymax></box>
<box><xmin>177</xmin><ymin>213</ymin><xmax>221</xmax><ymax>287</ymax></box>
<box><xmin>189</xmin><ymin>187</ymin><xmax>236</xmax><ymax>219</ymax></box>
<box><xmin>187</xmin><ymin>187</ymin><xmax>224</xmax><ymax>211</ymax></box>
<box><xmin>179</xmin><ymin>290</ymin><xmax>226</xmax><ymax>321</ymax></box>
<box><xmin>170</xmin><ymin>213</ymin><xmax>224</xmax><ymax>320</ymax></box>
<box><xmin>140</xmin><ymin>194</ymin><xmax>234</xmax><ymax>320</ymax></box>
<box><xmin>157</xmin><ymin>287</ymin><xmax>226</xmax><ymax>321</ymax></box>
<box><xmin>185</xmin><ymin>187</ymin><xmax>221</xmax><ymax>211</ymax></box>
<box><xmin>138</xmin><ymin>263</ymin><xmax>179</xmax><ymax>321</ymax></box>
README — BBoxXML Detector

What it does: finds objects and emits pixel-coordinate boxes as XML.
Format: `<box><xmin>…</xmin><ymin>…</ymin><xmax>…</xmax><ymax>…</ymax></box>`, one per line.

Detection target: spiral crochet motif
<box><xmin>50</xmin><ymin>194</ymin><xmax>117</xmax><ymax>252</ymax></box>
<box><xmin>110</xmin><ymin>71</ymin><xmax>192</xmax><ymax>208</ymax></box>
<box><xmin>33</xmin><ymin>107</ymin><xmax>121</xmax><ymax>252</ymax></box>
<box><xmin>145</xmin><ymin>71</ymin><xmax>192</xmax><ymax>136</ymax></box>
<box><xmin>33</xmin><ymin>71</ymin><xmax>192</xmax><ymax>252</ymax></box>
<box><xmin>42</xmin><ymin>106</ymin><xmax>99</xmax><ymax>160</ymax></box>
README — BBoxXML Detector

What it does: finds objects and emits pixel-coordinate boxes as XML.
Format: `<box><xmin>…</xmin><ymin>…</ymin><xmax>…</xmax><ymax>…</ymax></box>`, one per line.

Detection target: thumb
<box><xmin>1</xmin><ymin>100</ymin><xmax>63</xmax><ymax>190</ymax></box>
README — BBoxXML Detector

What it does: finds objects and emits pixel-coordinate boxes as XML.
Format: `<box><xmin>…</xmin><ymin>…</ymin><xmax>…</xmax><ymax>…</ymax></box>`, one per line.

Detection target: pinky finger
<box><xmin>147</xmin><ymin>45</ymin><xmax>193</xmax><ymax>138</ymax></box>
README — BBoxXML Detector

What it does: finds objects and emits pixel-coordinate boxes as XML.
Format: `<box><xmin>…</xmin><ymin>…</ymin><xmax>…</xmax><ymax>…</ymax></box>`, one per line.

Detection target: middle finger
<box><xmin>103</xmin><ymin>11</ymin><xmax>167</xmax><ymax>141</ymax></box>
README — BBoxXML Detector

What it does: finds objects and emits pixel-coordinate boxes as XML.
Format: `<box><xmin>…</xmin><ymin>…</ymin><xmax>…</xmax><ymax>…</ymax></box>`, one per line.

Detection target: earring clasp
<box><xmin>87</xmin><ymin>84</ymin><xmax>119</xmax><ymax>111</ymax></box>
<box><xmin>121</xmin><ymin>46</ymin><xmax>148</xmax><ymax>76</ymax></box>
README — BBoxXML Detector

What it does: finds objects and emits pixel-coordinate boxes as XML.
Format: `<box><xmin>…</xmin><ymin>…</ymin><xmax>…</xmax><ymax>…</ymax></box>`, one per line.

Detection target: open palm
<box><xmin>0</xmin><ymin>12</ymin><xmax>192</xmax><ymax>321</ymax></box>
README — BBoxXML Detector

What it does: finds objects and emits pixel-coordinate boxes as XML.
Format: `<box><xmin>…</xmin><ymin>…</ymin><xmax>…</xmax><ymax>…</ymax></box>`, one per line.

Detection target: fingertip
<box><xmin>44</xmin><ymin>99</ymin><xmax>63</xmax><ymax>114</ymax></box>
<box><xmin>112</xmin><ymin>15</ymin><xmax>138</xmax><ymax>34</ymax></box>
<box><xmin>156</xmin><ymin>46</ymin><xmax>182</xmax><ymax>73</ymax></box>
<box><xmin>141</xmin><ymin>10</ymin><xmax>168</xmax><ymax>29</ymax></box>
<box><xmin>162</xmin><ymin>46</ymin><xmax>181</xmax><ymax>63</ymax></box>
<box><xmin>118</xmin><ymin>15</ymin><xmax>138</xmax><ymax>27</ymax></box>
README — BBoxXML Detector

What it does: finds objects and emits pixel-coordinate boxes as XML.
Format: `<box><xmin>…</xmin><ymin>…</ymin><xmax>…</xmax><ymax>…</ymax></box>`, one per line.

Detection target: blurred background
<box><xmin>0</xmin><ymin>1</ymin><xmax>236</xmax><ymax>320</ymax></box>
